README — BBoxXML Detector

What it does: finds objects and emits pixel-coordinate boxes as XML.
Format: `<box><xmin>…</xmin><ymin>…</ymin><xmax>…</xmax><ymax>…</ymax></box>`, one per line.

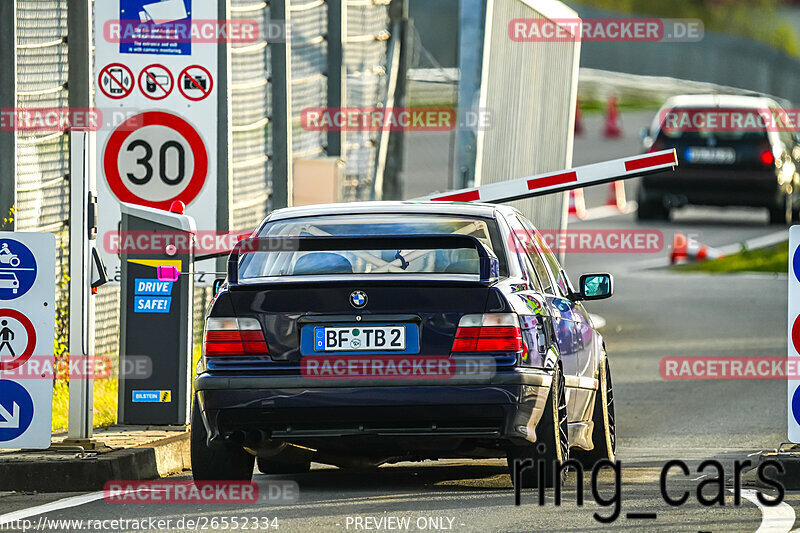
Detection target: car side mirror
<box><xmin>574</xmin><ymin>273</ymin><xmax>613</xmax><ymax>301</ymax></box>
<box><xmin>212</xmin><ymin>278</ymin><xmax>226</xmax><ymax>295</ymax></box>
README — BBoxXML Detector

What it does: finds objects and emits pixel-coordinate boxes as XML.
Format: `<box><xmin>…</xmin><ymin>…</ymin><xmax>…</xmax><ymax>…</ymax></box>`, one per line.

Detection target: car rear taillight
<box><xmin>760</xmin><ymin>150</ymin><xmax>775</xmax><ymax>166</ymax></box>
<box><xmin>204</xmin><ymin>317</ymin><xmax>268</xmax><ymax>356</ymax></box>
<box><xmin>451</xmin><ymin>314</ymin><xmax>522</xmax><ymax>353</ymax></box>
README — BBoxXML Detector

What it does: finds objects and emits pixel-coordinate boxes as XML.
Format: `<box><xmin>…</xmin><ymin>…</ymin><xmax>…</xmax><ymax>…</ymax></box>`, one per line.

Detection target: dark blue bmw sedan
<box><xmin>192</xmin><ymin>202</ymin><xmax>616</xmax><ymax>488</ymax></box>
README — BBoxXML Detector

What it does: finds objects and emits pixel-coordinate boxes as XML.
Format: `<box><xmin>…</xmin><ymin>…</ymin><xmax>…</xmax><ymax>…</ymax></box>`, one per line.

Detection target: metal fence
<box><xmin>472</xmin><ymin>0</ymin><xmax>581</xmax><ymax>232</ymax></box>
<box><xmin>571</xmin><ymin>4</ymin><xmax>800</xmax><ymax>106</ymax></box>
<box><xmin>342</xmin><ymin>0</ymin><xmax>390</xmax><ymax>199</ymax></box>
<box><xmin>14</xmin><ymin>0</ymin><xmax>71</xmax><ymax>352</ymax></box>
<box><xmin>230</xmin><ymin>0</ymin><xmax>273</xmax><ymax>232</ymax></box>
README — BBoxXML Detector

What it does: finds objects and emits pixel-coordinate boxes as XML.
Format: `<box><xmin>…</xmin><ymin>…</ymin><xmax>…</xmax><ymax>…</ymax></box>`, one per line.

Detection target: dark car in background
<box><xmin>191</xmin><ymin>202</ymin><xmax>617</xmax><ymax>488</ymax></box>
<box><xmin>638</xmin><ymin>95</ymin><xmax>800</xmax><ymax>224</ymax></box>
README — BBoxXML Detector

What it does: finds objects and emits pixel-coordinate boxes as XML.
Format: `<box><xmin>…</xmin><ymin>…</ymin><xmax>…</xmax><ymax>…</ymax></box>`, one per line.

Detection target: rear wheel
<box><xmin>636</xmin><ymin>188</ymin><xmax>669</xmax><ymax>221</ymax></box>
<box><xmin>572</xmin><ymin>358</ymin><xmax>616</xmax><ymax>468</ymax></box>
<box><xmin>507</xmin><ymin>364</ymin><xmax>569</xmax><ymax>489</ymax></box>
<box><xmin>769</xmin><ymin>193</ymin><xmax>791</xmax><ymax>225</ymax></box>
<box><xmin>191</xmin><ymin>398</ymin><xmax>255</xmax><ymax>481</ymax></box>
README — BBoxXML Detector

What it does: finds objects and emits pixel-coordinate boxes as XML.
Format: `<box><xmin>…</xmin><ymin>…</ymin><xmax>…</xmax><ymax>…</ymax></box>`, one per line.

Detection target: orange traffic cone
<box><xmin>605</xmin><ymin>181</ymin><xmax>628</xmax><ymax>212</ymax></box>
<box><xmin>575</xmin><ymin>99</ymin><xmax>584</xmax><ymax>136</ymax></box>
<box><xmin>670</xmin><ymin>232</ymin><xmax>724</xmax><ymax>264</ymax></box>
<box><xmin>603</xmin><ymin>95</ymin><xmax>622</xmax><ymax>138</ymax></box>
<box><xmin>568</xmin><ymin>189</ymin><xmax>587</xmax><ymax>219</ymax></box>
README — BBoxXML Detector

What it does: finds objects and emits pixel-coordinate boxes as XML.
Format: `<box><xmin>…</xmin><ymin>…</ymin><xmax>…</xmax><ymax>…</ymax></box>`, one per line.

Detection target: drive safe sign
<box><xmin>94</xmin><ymin>0</ymin><xmax>218</xmax><ymax>285</ymax></box>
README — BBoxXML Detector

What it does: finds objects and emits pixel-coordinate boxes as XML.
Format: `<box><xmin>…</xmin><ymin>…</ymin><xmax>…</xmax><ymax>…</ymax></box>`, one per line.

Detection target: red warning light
<box><xmin>169</xmin><ymin>200</ymin><xmax>186</xmax><ymax>214</ymax></box>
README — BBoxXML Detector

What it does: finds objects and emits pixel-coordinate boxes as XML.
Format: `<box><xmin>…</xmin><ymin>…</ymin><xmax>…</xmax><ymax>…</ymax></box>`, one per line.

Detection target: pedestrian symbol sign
<box><xmin>0</xmin><ymin>309</ymin><xmax>37</xmax><ymax>371</ymax></box>
<box><xmin>0</xmin><ymin>232</ymin><xmax>54</xmax><ymax>449</ymax></box>
<box><xmin>0</xmin><ymin>239</ymin><xmax>37</xmax><ymax>300</ymax></box>
<box><xmin>0</xmin><ymin>320</ymin><xmax>13</xmax><ymax>355</ymax></box>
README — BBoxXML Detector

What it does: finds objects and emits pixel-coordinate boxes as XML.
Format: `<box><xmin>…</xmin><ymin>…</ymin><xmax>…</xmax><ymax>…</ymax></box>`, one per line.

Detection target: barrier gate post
<box><xmin>118</xmin><ymin>202</ymin><xmax>195</xmax><ymax>425</ymax></box>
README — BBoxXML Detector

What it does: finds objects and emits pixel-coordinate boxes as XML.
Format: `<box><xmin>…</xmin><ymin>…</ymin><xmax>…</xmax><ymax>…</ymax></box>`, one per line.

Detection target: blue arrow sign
<box><xmin>793</xmin><ymin>384</ymin><xmax>800</xmax><ymax>427</ymax></box>
<box><xmin>0</xmin><ymin>380</ymin><xmax>34</xmax><ymax>441</ymax></box>
<box><xmin>0</xmin><ymin>239</ymin><xmax>37</xmax><ymax>301</ymax></box>
<box><xmin>794</xmin><ymin>245</ymin><xmax>800</xmax><ymax>284</ymax></box>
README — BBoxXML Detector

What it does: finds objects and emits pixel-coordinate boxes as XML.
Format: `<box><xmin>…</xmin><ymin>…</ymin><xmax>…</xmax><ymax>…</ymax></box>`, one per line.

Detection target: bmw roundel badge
<box><xmin>350</xmin><ymin>290</ymin><xmax>367</xmax><ymax>309</ymax></box>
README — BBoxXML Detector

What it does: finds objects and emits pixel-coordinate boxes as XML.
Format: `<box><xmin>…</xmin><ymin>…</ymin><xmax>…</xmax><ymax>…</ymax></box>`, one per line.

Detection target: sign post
<box><xmin>66</xmin><ymin>131</ymin><xmax>108</xmax><ymax>444</ymax></box>
<box><xmin>0</xmin><ymin>233</ymin><xmax>55</xmax><ymax>449</ymax></box>
<box><xmin>790</xmin><ymin>226</ymin><xmax>800</xmax><ymax>444</ymax></box>
<box><xmin>94</xmin><ymin>0</ymin><xmax>219</xmax><ymax>284</ymax></box>
<box><xmin>759</xmin><ymin>226</ymin><xmax>800</xmax><ymax>490</ymax></box>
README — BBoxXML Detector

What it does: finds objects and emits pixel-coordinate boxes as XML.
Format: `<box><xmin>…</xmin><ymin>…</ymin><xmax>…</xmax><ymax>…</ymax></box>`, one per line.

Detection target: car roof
<box><xmin>660</xmin><ymin>94</ymin><xmax>780</xmax><ymax>110</ymax></box>
<box><xmin>266</xmin><ymin>201</ymin><xmax>509</xmax><ymax>222</ymax></box>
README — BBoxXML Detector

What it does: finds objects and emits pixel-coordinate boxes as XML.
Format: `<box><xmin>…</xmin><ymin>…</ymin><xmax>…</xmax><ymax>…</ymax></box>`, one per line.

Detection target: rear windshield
<box><xmin>655</xmin><ymin>107</ymin><xmax>771</xmax><ymax>142</ymax></box>
<box><xmin>238</xmin><ymin>214</ymin><xmax>505</xmax><ymax>279</ymax></box>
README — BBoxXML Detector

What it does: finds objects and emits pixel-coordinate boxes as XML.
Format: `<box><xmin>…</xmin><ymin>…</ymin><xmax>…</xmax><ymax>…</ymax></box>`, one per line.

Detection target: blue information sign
<box><xmin>119</xmin><ymin>0</ymin><xmax>192</xmax><ymax>56</ymax></box>
<box><xmin>0</xmin><ymin>380</ymin><xmax>35</xmax><ymax>442</ymax></box>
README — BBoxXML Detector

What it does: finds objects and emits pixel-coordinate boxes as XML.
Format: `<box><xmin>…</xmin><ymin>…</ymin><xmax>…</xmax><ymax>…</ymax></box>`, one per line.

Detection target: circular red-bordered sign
<box><xmin>0</xmin><ymin>309</ymin><xmax>37</xmax><ymax>371</ymax></box>
<box><xmin>793</xmin><ymin>315</ymin><xmax>800</xmax><ymax>356</ymax></box>
<box><xmin>98</xmin><ymin>63</ymin><xmax>135</xmax><ymax>100</ymax></box>
<box><xmin>103</xmin><ymin>111</ymin><xmax>209</xmax><ymax>210</ymax></box>
<box><xmin>178</xmin><ymin>65</ymin><xmax>214</xmax><ymax>101</ymax></box>
<box><xmin>138</xmin><ymin>64</ymin><xmax>174</xmax><ymax>101</ymax></box>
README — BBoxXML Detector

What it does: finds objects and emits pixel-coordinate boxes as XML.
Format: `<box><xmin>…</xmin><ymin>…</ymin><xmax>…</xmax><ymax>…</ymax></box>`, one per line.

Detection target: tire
<box><xmin>9</xmin><ymin>257</ymin><xmax>19</xmax><ymax>267</ymax></box>
<box><xmin>769</xmin><ymin>194</ymin><xmax>791</xmax><ymax>225</ymax></box>
<box><xmin>191</xmin><ymin>398</ymin><xmax>255</xmax><ymax>481</ymax></box>
<box><xmin>572</xmin><ymin>358</ymin><xmax>616</xmax><ymax>468</ymax></box>
<box><xmin>257</xmin><ymin>456</ymin><xmax>311</xmax><ymax>475</ymax></box>
<box><xmin>507</xmin><ymin>364</ymin><xmax>569</xmax><ymax>489</ymax></box>
<box><xmin>635</xmin><ymin>189</ymin><xmax>669</xmax><ymax>221</ymax></box>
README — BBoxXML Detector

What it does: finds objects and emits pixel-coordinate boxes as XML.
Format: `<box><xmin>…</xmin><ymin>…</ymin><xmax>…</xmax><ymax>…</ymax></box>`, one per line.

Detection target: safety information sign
<box><xmin>119</xmin><ymin>0</ymin><xmax>193</xmax><ymax>56</ymax></box>
<box><xmin>95</xmin><ymin>0</ymin><xmax>218</xmax><ymax>285</ymax></box>
<box><xmin>789</xmin><ymin>226</ymin><xmax>800</xmax><ymax>443</ymax></box>
<box><xmin>0</xmin><ymin>233</ymin><xmax>55</xmax><ymax>450</ymax></box>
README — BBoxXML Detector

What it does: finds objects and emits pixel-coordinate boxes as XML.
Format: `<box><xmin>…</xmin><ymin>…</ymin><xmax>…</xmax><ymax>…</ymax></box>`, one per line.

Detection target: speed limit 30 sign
<box><xmin>104</xmin><ymin>111</ymin><xmax>209</xmax><ymax>211</ymax></box>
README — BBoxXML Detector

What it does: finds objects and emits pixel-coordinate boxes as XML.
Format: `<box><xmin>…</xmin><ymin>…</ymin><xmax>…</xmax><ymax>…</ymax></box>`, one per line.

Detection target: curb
<box><xmin>0</xmin><ymin>432</ymin><xmax>190</xmax><ymax>493</ymax></box>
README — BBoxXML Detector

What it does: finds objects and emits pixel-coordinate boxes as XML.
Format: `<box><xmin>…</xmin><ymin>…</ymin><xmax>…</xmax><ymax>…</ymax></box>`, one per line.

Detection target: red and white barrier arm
<box><xmin>417</xmin><ymin>149</ymin><xmax>678</xmax><ymax>204</ymax></box>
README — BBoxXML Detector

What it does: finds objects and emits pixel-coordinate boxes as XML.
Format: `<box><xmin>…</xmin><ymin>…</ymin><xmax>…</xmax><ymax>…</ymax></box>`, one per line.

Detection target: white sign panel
<box><xmin>95</xmin><ymin>0</ymin><xmax>218</xmax><ymax>284</ymax></box>
<box><xmin>789</xmin><ymin>226</ymin><xmax>800</xmax><ymax>443</ymax></box>
<box><xmin>0</xmin><ymin>233</ymin><xmax>55</xmax><ymax>449</ymax></box>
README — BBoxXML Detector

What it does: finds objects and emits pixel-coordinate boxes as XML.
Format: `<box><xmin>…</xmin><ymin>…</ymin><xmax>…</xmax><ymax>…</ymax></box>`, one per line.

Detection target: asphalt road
<box><xmin>0</xmin><ymin>112</ymin><xmax>794</xmax><ymax>532</ymax></box>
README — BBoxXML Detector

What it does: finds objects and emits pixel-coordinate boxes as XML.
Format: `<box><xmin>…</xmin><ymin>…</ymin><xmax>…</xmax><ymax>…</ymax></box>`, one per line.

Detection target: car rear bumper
<box><xmin>194</xmin><ymin>369</ymin><xmax>552</xmax><ymax>444</ymax></box>
<box><xmin>641</xmin><ymin>167</ymin><xmax>782</xmax><ymax>207</ymax></box>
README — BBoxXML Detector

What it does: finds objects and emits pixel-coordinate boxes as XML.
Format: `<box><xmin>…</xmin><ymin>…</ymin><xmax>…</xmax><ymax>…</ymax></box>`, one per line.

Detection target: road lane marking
<box><xmin>736</xmin><ymin>489</ymin><xmax>795</xmax><ymax>533</ymax></box>
<box><xmin>0</xmin><ymin>491</ymin><xmax>107</xmax><ymax>527</ymax></box>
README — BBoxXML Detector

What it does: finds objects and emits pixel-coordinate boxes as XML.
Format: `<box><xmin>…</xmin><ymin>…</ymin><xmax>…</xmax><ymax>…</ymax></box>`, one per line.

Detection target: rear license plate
<box><xmin>314</xmin><ymin>326</ymin><xmax>406</xmax><ymax>351</ymax></box>
<box><xmin>685</xmin><ymin>147</ymin><xmax>736</xmax><ymax>164</ymax></box>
